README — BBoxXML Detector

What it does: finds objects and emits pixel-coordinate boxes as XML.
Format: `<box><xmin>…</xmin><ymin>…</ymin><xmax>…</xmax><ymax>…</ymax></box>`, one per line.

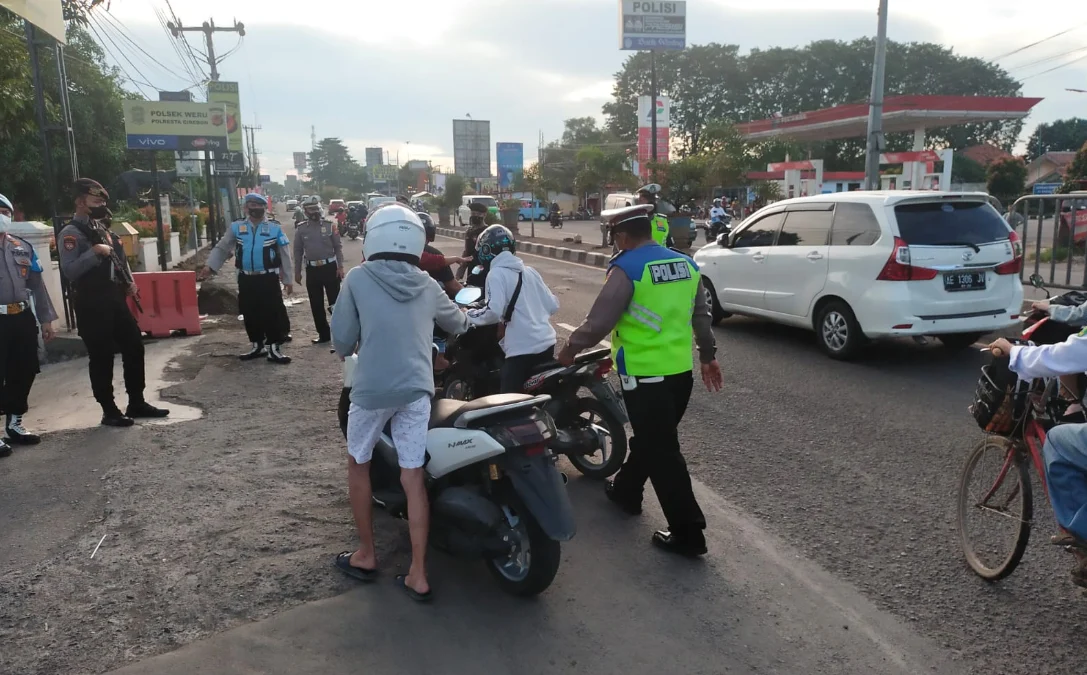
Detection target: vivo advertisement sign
<box><xmin>496</xmin><ymin>142</ymin><xmax>524</xmax><ymax>189</ymax></box>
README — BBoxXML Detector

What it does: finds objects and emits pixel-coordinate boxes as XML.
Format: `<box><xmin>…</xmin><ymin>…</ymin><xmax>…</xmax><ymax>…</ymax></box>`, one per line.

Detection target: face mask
<box><xmin>248</xmin><ymin>208</ymin><xmax>265</xmax><ymax>220</ymax></box>
<box><xmin>0</xmin><ymin>214</ymin><xmax>10</xmax><ymax>233</ymax></box>
<box><xmin>469</xmin><ymin>216</ymin><xmax>483</xmax><ymax>225</ymax></box>
<box><xmin>308</xmin><ymin>211</ymin><xmax>320</xmax><ymax>221</ymax></box>
<box><xmin>88</xmin><ymin>205</ymin><xmax>109</xmax><ymax>219</ymax></box>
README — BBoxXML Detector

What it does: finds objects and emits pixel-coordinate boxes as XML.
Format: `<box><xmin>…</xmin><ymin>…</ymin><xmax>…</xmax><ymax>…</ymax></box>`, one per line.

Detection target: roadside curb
<box><xmin>436</xmin><ymin>226</ymin><xmax>609</xmax><ymax>268</ymax></box>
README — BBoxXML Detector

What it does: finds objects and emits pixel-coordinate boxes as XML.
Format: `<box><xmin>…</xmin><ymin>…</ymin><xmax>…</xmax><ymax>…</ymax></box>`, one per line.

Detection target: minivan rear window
<box><xmin>893</xmin><ymin>201</ymin><xmax>1010</xmax><ymax>246</ymax></box>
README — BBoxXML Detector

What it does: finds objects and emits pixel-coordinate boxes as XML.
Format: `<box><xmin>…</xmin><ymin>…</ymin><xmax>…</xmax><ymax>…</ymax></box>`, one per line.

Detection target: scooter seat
<box><xmin>527</xmin><ymin>348</ymin><xmax>612</xmax><ymax>376</ymax></box>
<box><xmin>429</xmin><ymin>394</ymin><xmax>536</xmax><ymax>428</ymax></box>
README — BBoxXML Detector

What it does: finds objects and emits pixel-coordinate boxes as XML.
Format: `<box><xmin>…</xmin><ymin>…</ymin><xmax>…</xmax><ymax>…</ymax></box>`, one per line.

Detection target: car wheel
<box><xmin>702</xmin><ymin>278</ymin><xmax>730</xmax><ymax>325</ymax></box>
<box><xmin>938</xmin><ymin>333</ymin><xmax>984</xmax><ymax>350</ymax></box>
<box><xmin>816</xmin><ymin>300</ymin><xmax>865</xmax><ymax>360</ymax></box>
<box><xmin>519</xmin><ymin>214</ymin><xmax>526</xmax><ymax>221</ymax></box>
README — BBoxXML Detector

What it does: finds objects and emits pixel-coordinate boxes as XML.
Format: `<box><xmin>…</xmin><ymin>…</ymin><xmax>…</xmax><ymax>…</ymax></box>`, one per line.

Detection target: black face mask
<box><xmin>88</xmin><ymin>205</ymin><xmax>109</xmax><ymax>219</ymax></box>
<box><xmin>248</xmin><ymin>208</ymin><xmax>265</xmax><ymax>220</ymax></box>
<box><xmin>469</xmin><ymin>216</ymin><xmax>484</xmax><ymax>226</ymax></box>
<box><xmin>307</xmin><ymin>211</ymin><xmax>320</xmax><ymax>221</ymax></box>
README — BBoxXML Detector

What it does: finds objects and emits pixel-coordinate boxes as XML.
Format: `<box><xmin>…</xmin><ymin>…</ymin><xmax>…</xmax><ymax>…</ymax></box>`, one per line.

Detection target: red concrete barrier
<box><xmin>126</xmin><ymin>271</ymin><xmax>202</xmax><ymax>338</ymax></box>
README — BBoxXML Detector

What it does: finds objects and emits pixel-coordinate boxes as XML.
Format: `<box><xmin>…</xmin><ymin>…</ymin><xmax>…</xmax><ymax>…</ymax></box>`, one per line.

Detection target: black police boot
<box><xmin>5</xmin><ymin>414</ymin><xmax>40</xmax><ymax>445</ymax></box>
<box><xmin>240</xmin><ymin>342</ymin><xmax>266</xmax><ymax>361</ymax></box>
<box><xmin>312</xmin><ymin>335</ymin><xmax>331</xmax><ymax>345</ymax></box>
<box><xmin>651</xmin><ymin>529</ymin><xmax>708</xmax><ymax>557</ymax></box>
<box><xmin>604</xmin><ymin>478</ymin><xmax>643</xmax><ymax>516</ymax></box>
<box><xmin>126</xmin><ymin>400</ymin><xmax>170</xmax><ymax>419</ymax></box>
<box><xmin>0</xmin><ymin>438</ymin><xmax>12</xmax><ymax>458</ymax></box>
<box><xmin>101</xmin><ymin>407</ymin><xmax>135</xmax><ymax>428</ymax></box>
<box><xmin>267</xmin><ymin>343</ymin><xmax>292</xmax><ymax>364</ymax></box>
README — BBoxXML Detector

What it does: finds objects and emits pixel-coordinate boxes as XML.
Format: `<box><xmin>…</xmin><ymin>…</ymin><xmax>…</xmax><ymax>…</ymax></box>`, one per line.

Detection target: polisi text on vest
<box><xmin>649</xmin><ymin>261</ymin><xmax>691</xmax><ymax>284</ymax></box>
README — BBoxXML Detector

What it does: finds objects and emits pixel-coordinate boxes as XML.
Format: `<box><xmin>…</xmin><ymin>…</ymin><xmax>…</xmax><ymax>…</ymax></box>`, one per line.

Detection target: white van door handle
<box><xmin>752</xmin><ymin>253</ymin><xmax>766</xmax><ymax>262</ymax></box>
<box><xmin>806</xmin><ymin>251</ymin><xmax>824</xmax><ymax>261</ymax></box>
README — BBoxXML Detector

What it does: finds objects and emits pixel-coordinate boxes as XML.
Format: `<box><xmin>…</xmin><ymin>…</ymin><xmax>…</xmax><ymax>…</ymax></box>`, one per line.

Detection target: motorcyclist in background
<box><xmin>990</xmin><ymin>333</ymin><xmax>1087</xmax><ymax>586</ymax></box>
<box><xmin>465</xmin><ymin>225</ymin><xmax>559</xmax><ymax>393</ymax></box>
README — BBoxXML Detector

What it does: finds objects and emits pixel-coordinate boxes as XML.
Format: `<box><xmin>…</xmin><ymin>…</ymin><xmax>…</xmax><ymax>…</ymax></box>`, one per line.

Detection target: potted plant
<box><xmin>500</xmin><ymin>198</ymin><xmax>521</xmax><ymax>232</ymax></box>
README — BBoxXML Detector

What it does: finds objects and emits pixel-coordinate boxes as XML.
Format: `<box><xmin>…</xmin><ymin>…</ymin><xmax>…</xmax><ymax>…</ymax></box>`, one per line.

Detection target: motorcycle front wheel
<box><xmin>564</xmin><ymin>397</ymin><xmax>627</xmax><ymax>479</ymax></box>
<box><xmin>487</xmin><ymin>500</ymin><xmax>562</xmax><ymax>597</ymax></box>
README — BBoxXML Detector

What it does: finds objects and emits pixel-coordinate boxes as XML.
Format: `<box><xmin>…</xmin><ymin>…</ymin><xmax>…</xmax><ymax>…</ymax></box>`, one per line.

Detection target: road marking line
<box><xmin>556</xmin><ymin>322</ymin><xmax>611</xmax><ymax>348</ymax></box>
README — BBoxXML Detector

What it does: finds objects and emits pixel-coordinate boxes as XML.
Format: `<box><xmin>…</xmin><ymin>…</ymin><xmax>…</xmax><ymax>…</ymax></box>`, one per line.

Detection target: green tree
<box><xmin>309</xmin><ymin>138</ymin><xmax>373</xmax><ymax>195</ymax></box>
<box><xmin>263</xmin><ymin>181</ymin><xmax>285</xmax><ymax>198</ymax></box>
<box><xmin>1026</xmin><ymin>119</ymin><xmax>1087</xmax><ymax>160</ymax></box>
<box><xmin>604</xmin><ymin>39</ymin><xmax>1023</xmax><ymax>166</ymax></box>
<box><xmin>511</xmin><ymin>164</ymin><xmax>555</xmax><ymax>217</ymax></box>
<box><xmin>951</xmin><ymin>154</ymin><xmax>987</xmax><ymax>183</ymax></box>
<box><xmin>986</xmin><ymin>157</ymin><xmax>1028</xmax><ymax>205</ymax></box>
<box><xmin>1060</xmin><ymin>141</ymin><xmax>1087</xmax><ymax>193</ymax></box>
<box><xmin>651</xmin><ymin>155</ymin><xmax>709</xmax><ymax>208</ymax></box>
<box><xmin>0</xmin><ymin>10</ymin><xmax>132</xmax><ymax>218</ymax></box>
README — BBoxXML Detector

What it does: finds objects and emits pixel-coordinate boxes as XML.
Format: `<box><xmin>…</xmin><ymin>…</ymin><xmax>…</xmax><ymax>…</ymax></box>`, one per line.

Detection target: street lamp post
<box><xmin>864</xmin><ymin>0</ymin><xmax>890</xmax><ymax>191</ymax></box>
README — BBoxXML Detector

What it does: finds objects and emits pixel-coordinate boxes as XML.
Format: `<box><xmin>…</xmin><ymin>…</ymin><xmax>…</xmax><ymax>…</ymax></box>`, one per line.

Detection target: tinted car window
<box><xmin>893</xmin><ymin>201</ymin><xmax>1009</xmax><ymax>246</ymax></box>
<box><xmin>830</xmin><ymin>202</ymin><xmax>882</xmax><ymax>246</ymax></box>
<box><xmin>733</xmin><ymin>212</ymin><xmax>784</xmax><ymax>248</ymax></box>
<box><xmin>776</xmin><ymin>209</ymin><xmax>833</xmax><ymax>246</ymax></box>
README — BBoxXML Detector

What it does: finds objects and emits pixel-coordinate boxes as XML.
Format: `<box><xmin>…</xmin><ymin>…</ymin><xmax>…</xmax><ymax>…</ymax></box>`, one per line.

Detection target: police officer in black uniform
<box><xmin>58</xmin><ymin>179</ymin><xmax>170</xmax><ymax>427</ymax></box>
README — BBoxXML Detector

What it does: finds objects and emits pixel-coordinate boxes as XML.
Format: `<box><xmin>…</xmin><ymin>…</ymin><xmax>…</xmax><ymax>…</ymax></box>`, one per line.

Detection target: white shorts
<box><xmin>347</xmin><ymin>396</ymin><xmax>431</xmax><ymax>469</ymax></box>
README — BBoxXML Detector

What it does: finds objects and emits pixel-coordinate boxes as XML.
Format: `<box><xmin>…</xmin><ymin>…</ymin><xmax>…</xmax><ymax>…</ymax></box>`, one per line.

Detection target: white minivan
<box><xmin>693</xmin><ymin>191</ymin><xmax>1024</xmax><ymax>359</ymax></box>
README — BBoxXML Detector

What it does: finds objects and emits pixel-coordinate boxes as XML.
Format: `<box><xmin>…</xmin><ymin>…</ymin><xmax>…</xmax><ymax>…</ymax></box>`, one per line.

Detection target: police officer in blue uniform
<box><xmin>199</xmin><ymin>194</ymin><xmax>294</xmax><ymax>364</ymax></box>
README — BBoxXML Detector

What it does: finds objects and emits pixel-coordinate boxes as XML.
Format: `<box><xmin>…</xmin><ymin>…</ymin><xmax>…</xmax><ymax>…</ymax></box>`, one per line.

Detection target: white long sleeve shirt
<box><xmin>467</xmin><ymin>251</ymin><xmax>559</xmax><ymax>357</ymax></box>
<box><xmin>1010</xmin><ymin>330</ymin><xmax>1087</xmax><ymax>379</ymax></box>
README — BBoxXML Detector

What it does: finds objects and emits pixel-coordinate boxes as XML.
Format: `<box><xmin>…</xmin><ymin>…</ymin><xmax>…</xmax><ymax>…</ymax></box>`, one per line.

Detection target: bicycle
<box><xmin>958</xmin><ymin>345</ymin><xmax>1087</xmax><ymax>583</ymax></box>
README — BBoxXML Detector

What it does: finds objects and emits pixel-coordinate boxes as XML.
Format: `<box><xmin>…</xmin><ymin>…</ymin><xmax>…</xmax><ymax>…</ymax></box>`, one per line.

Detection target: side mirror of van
<box><xmin>716</xmin><ymin>233</ymin><xmax>730</xmax><ymax>248</ymax></box>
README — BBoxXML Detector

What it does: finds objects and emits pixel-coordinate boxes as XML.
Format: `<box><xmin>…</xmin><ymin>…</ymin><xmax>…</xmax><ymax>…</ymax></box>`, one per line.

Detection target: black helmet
<box><xmin>476</xmin><ymin>224</ymin><xmax>515</xmax><ymax>264</ymax></box>
<box><xmin>417</xmin><ymin>211</ymin><xmax>436</xmax><ymax>242</ymax></box>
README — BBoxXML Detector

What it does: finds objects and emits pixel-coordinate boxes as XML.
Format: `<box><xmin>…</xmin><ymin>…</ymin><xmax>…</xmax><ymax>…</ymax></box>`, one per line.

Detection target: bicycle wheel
<box><xmin>957</xmin><ymin>437</ymin><xmax>1034</xmax><ymax>581</ymax></box>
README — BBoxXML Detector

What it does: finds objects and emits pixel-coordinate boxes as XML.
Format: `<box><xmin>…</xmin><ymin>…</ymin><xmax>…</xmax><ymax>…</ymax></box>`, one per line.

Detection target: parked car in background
<box><xmin>367</xmin><ymin>195</ymin><xmax>396</xmax><ymax>211</ymax></box>
<box><xmin>328</xmin><ymin>199</ymin><xmax>346</xmax><ymax>213</ymax></box>
<box><xmin>457</xmin><ymin>195</ymin><xmax>499</xmax><ymax>225</ymax></box>
<box><xmin>285</xmin><ymin>198</ymin><xmax>299</xmax><ymax>211</ymax></box>
<box><xmin>517</xmin><ymin>199</ymin><xmax>549</xmax><ymax>221</ymax></box>
<box><xmin>694</xmin><ymin>191</ymin><xmax>1024</xmax><ymax>360</ymax></box>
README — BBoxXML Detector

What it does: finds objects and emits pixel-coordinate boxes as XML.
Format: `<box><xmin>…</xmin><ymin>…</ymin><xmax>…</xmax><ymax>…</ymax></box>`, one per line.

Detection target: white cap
<box><xmin>600</xmin><ymin>204</ymin><xmax>654</xmax><ymax>229</ymax></box>
<box><xmin>0</xmin><ymin>194</ymin><xmax>12</xmax><ymax>212</ymax></box>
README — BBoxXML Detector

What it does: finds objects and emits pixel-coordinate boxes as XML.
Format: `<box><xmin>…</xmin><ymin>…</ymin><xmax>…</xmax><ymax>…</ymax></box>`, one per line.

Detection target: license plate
<box><xmin>943</xmin><ymin>271</ymin><xmax>986</xmax><ymax>292</ymax></box>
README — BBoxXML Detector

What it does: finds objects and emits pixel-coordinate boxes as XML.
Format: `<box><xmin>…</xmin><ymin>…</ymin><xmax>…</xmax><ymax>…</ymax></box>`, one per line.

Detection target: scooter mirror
<box><xmin>455</xmin><ymin>287</ymin><xmax>483</xmax><ymax>305</ymax></box>
<box><xmin>1029</xmin><ymin>273</ymin><xmax>1045</xmax><ymax>288</ymax></box>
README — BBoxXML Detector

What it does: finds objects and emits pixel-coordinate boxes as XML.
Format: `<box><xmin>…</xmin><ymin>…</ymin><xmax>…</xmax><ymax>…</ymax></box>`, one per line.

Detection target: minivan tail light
<box><xmin>995</xmin><ymin>231</ymin><xmax>1023</xmax><ymax>275</ymax></box>
<box><xmin>876</xmin><ymin>237</ymin><xmax>938</xmax><ymax>281</ymax></box>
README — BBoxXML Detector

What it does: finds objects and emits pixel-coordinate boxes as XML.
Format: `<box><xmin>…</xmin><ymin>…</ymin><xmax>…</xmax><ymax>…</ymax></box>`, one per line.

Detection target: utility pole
<box><xmin>166</xmin><ymin>18</ymin><xmax>245</xmax><ymax>82</ymax></box>
<box><xmin>864</xmin><ymin>0</ymin><xmax>889</xmax><ymax>191</ymax></box>
<box><xmin>243</xmin><ymin>123</ymin><xmax>262</xmax><ymax>184</ymax></box>
<box><xmin>167</xmin><ymin>17</ymin><xmax>245</xmax><ymax>229</ymax></box>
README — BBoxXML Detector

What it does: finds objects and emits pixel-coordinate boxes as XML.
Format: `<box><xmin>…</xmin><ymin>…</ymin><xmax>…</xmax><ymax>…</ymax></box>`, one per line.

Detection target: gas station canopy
<box><xmin>736</xmin><ymin>95</ymin><xmax>1042</xmax><ymax>143</ymax></box>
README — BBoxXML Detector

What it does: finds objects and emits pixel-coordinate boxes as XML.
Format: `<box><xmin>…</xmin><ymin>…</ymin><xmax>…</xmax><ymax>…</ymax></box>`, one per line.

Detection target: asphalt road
<box><xmin>428</xmin><ymin>233</ymin><xmax>1087</xmax><ymax>675</ymax></box>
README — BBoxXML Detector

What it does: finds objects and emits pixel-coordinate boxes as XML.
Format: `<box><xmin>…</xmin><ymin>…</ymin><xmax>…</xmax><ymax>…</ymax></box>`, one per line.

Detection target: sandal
<box><xmin>334</xmin><ymin>551</ymin><xmax>378</xmax><ymax>583</ymax></box>
<box><xmin>395</xmin><ymin>574</ymin><xmax>433</xmax><ymax>603</ymax></box>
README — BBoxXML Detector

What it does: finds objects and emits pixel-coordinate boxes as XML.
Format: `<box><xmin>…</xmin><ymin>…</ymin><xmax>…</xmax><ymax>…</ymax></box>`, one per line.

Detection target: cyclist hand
<box><xmin>1032</xmin><ymin>300</ymin><xmax>1051</xmax><ymax>312</ymax></box>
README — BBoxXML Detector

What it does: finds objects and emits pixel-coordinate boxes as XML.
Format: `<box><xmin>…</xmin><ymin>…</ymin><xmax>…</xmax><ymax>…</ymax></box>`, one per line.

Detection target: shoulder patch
<box><xmin>63</xmin><ymin>235</ymin><xmax>77</xmax><ymax>251</ymax></box>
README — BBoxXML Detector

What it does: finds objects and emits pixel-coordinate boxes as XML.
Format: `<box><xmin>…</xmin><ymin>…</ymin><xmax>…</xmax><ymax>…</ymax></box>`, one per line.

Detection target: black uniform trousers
<box><xmin>0</xmin><ymin>312</ymin><xmax>41</xmax><ymax>416</ymax></box>
<box><xmin>304</xmin><ymin>264</ymin><xmax>340</xmax><ymax>339</ymax></box>
<box><xmin>238</xmin><ymin>272</ymin><xmax>288</xmax><ymax>345</ymax></box>
<box><xmin>612</xmin><ymin>371</ymin><xmax>706</xmax><ymax>536</ymax></box>
<box><xmin>74</xmin><ymin>289</ymin><xmax>145</xmax><ymax>408</ymax></box>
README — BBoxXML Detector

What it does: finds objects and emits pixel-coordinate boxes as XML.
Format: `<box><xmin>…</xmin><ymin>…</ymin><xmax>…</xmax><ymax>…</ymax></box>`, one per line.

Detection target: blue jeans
<box><xmin>1043</xmin><ymin>423</ymin><xmax>1087</xmax><ymax>540</ymax></box>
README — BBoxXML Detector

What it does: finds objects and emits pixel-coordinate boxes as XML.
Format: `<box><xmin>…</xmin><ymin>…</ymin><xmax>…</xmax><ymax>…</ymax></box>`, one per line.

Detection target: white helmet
<box><xmin>0</xmin><ymin>194</ymin><xmax>12</xmax><ymax>212</ymax></box>
<box><xmin>363</xmin><ymin>203</ymin><xmax>425</xmax><ymax>262</ymax></box>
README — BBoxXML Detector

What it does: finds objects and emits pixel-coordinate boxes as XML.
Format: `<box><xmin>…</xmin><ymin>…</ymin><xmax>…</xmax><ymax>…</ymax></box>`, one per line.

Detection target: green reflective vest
<box><xmin>650</xmin><ymin>215</ymin><xmax>670</xmax><ymax>246</ymax></box>
<box><xmin>609</xmin><ymin>243</ymin><xmax>699</xmax><ymax>377</ymax></box>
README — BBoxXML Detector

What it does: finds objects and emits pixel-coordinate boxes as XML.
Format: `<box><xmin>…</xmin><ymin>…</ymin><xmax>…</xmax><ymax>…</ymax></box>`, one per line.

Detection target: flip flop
<box><xmin>334</xmin><ymin>551</ymin><xmax>377</xmax><ymax>583</ymax></box>
<box><xmin>395</xmin><ymin>574</ymin><xmax>433</xmax><ymax>603</ymax></box>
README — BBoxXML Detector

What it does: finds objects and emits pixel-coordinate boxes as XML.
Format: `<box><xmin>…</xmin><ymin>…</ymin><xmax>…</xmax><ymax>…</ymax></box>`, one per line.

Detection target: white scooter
<box><xmin>339</xmin><ymin>354</ymin><xmax>576</xmax><ymax>597</ymax></box>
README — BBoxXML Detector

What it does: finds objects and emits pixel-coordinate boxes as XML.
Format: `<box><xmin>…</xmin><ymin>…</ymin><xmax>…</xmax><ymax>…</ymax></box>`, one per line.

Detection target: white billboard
<box><xmin>619</xmin><ymin>1</ymin><xmax>686</xmax><ymax>51</ymax></box>
<box><xmin>452</xmin><ymin>119</ymin><xmax>491</xmax><ymax>180</ymax></box>
<box><xmin>637</xmin><ymin>96</ymin><xmax>671</xmax><ymax>128</ymax></box>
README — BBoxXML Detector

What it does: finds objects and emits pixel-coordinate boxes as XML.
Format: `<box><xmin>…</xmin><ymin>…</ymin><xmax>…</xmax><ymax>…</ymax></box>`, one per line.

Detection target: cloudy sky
<box><xmin>102</xmin><ymin>0</ymin><xmax>1087</xmax><ymax>182</ymax></box>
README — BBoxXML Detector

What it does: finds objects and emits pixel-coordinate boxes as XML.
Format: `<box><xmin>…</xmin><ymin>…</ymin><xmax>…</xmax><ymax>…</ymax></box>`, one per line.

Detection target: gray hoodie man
<box><xmin>332</xmin><ymin>259</ymin><xmax>469</xmax><ymax>410</ymax></box>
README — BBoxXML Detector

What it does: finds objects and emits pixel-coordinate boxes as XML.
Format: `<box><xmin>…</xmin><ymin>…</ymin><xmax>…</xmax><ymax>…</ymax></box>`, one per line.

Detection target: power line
<box><xmin>989</xmin><ymin>22</ymin><xmax>1087</xmax><ymax>62</ymax></box>
<box><xmin>1020</xmin><ymin>52</ymin><xmax>1087</xmax><ymax>81</ymax></box>
<box><xmin>97</xmin><ymin>10</ymin><xmax>185</xmax><ymax>83</ymax></box>
<box><xmin>1007</xmin><ymin>44</ymin><xmax>1087</xmax><ymax>72</ymax></box>
<box><xmin>84</xmin><ymin>17</ymin><xmax>155</xmax><ymax>96</ymax></box>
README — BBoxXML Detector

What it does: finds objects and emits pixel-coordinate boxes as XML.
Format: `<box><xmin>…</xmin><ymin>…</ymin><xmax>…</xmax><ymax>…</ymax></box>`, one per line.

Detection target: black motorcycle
<box><xmin>549</xmin><ymin>211</ymin><xmax>563</xmax><ymax>229</ymax></box>
<box><xmin>706</xmin><ymin>214</ymin><xmax>732</xmax><ymax>243</ymax></box>
<box><xmin>1022</xmin><ymin>273</ymin><xmax>1087</xmax><ymax>345</ymax></box>
<box><xmin>437</xmin><ymin>286</ymin><xmax>629</xmax><ymax>479</ymax></box>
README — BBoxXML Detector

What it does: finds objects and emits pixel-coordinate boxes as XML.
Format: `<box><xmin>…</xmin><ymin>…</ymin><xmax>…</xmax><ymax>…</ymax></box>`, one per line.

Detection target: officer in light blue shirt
<box><xmin>199</xmin><ymin>194</ymin><xmax>295</xmax><ymax>363</ymax></box>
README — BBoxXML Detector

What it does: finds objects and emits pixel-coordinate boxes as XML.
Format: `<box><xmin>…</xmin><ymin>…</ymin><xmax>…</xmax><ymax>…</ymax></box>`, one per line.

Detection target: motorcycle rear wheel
<box><xmin>564</xmin><ymin>397</ymin><xmax>627</xmax><ymax>479</ymax></box>
<box><xmin>486</xmin><ymin>502</ymin><xmax>562</xmax><ymax>597</ymax></box>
